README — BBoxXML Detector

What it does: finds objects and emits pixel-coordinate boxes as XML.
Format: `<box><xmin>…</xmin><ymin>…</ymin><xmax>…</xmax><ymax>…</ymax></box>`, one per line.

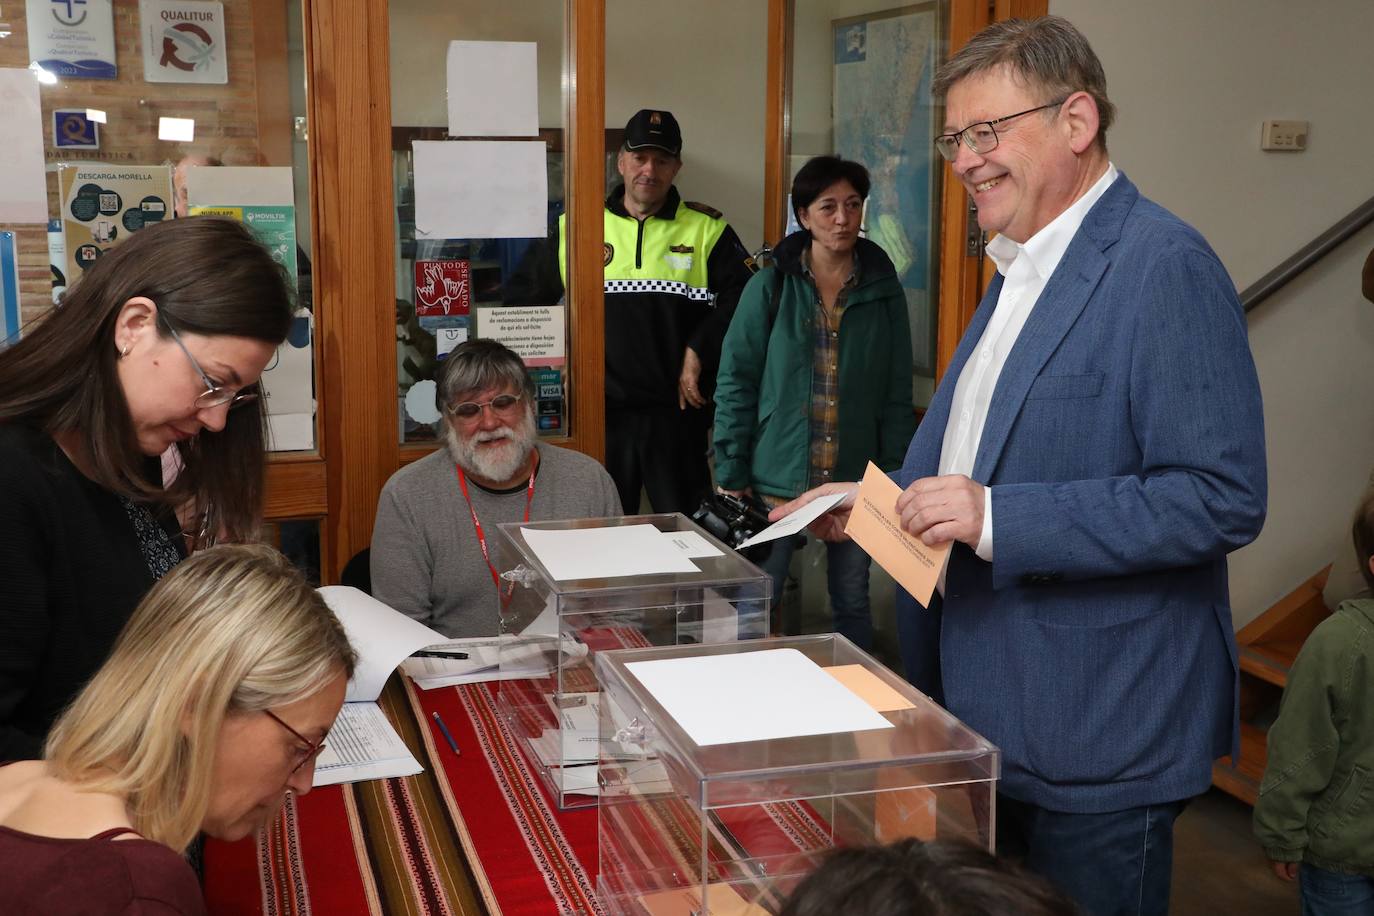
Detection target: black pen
<box><xmin>413</xmin><ymin>650</ymin><xmax>469</xmax><ymax>660</ymax></box>
<box><xmin>431</xmin><ymin>712</ymin><xmax>460</xmax><ymax>756</ymax></box>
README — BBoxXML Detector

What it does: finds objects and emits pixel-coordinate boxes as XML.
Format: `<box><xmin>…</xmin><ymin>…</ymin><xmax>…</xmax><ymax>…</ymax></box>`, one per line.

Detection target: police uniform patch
<box><xmin>603</xmin><ymin>243</ymin><xmax>614</xmax><ymax>266</ymax></box>
<box><xmin>669</xmin><ymin>244</ymin><xmax>695</xmax><ymax>254</ymax></box>
<box><xmin>684</xmin><ymin>201</ymin><xmax>722</xmax><ymax>220</ymax></box>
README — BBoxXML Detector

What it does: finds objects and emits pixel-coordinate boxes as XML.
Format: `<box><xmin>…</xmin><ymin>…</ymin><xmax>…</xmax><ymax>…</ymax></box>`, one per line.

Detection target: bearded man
<box><xmin>371</xmin><ymin>339</ymin><xmax>622</xmax><ymax>636</ymax></box>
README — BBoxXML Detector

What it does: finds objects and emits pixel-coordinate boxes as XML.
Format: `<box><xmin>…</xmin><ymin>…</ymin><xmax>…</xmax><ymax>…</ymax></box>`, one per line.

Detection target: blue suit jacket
<box><xmin>897</xmin><ymin>174</ymin><xmax>1267</xmax><ymax>813</ymax></box>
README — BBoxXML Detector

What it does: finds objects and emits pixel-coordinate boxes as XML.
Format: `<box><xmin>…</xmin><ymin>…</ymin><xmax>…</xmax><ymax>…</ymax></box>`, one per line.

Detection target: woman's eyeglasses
<box><xmin>263</xmin><ymin>708</ymin><xmax>327</xmax><ymax>775</ymax></box>
<box><xmin>160</xmin><ymin>317</ymin><xmax>259</xmax><ymax>410</ymax></box>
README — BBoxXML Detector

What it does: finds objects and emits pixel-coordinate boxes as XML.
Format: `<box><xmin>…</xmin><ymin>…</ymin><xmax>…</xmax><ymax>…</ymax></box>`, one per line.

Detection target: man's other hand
<box><xmin>769</xmin><ymin>482</ymin><xmax>859</xmax><ymax>542</ymax></box>
<box><xmin>678</xmin><ymin>347</ymin><xmax>706</xmax><ymax>409</ymax></box>
<box><xmin>1268</xmin><ymin>860</ymin><xmax>1299</xmax><ymax>882</ymax></box>
<box><xmin>896</xmin><ymin>474</ymin><xmax>984</xmax><ymax>548</ymax></box>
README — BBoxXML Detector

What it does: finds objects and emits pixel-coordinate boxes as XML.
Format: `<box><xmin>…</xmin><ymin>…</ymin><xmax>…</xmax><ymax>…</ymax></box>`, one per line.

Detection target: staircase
<box><xmin>1212</xmin><ymin>565</ymin><xmax>1332</xmax><ymax>805</ymax></box>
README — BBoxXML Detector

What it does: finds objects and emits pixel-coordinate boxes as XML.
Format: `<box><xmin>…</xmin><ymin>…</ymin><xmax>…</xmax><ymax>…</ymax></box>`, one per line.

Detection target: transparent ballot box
<box><xmin>595</xmin><ymin>635</ymin><xmax>1000</xmax><ymax>915</ymax></box>
<box><xmin>493</xmin><ymin>513</ymin><xmax>770</xmax><ymax>809</ymax></box>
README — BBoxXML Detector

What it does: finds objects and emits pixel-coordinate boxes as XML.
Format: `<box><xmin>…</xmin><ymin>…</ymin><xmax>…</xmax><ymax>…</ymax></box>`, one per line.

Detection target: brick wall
<box><xmin>1</xmin><ymin>0</ymin><xmax>278</xmax><ymax>326</ymax></box>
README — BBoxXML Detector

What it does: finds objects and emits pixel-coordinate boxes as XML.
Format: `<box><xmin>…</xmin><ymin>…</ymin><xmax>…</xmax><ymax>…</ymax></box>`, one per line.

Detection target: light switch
<box><xmin>1261</xmin><ymin>120</ymin><xmax>1308</xmax><ymax>151</ymax></box>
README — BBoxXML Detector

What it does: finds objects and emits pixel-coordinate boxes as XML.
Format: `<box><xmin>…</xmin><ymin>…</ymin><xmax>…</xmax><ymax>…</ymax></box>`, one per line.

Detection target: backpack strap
<box><xmin>765</xmin><ymin>265</ymin><xmax>785</xmax><ymax>335</ymax></box>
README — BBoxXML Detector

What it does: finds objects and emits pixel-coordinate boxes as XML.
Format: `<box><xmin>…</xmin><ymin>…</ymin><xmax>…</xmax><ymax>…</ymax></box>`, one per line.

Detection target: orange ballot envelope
<box><xmin>844</xmin><ymin>462</ymin><xmax>951</xmax><ymax>608</ymax></box>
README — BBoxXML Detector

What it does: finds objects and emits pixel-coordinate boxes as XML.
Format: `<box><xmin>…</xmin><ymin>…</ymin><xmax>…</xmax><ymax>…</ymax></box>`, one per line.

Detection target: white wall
<box><xmin>387</xmin><ymin>0</ymin><xmax>768</xmax><ymax>251</ymax></box>
<box><xmin>1052</xmin><ymin>0</ymin><xmax>1374</xmax><ymax>625</ymax></box>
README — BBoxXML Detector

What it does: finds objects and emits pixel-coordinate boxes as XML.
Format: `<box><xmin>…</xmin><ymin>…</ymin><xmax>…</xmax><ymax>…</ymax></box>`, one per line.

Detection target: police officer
<box><xmin>506</xmin><ymin>109</ymin><xmax>756</xmax><ymax>515</ymax></box>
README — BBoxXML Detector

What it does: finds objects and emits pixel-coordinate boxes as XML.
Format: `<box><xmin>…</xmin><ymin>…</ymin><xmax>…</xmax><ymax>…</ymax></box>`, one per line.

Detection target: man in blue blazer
<box><xmin>774</xmin><ymin>16</ymin><xmax>1266</xmax><ymax>916</ymax></box>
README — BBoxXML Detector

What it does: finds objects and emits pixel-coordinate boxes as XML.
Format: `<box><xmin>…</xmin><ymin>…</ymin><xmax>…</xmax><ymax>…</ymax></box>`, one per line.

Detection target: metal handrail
<box><xmin>1241</xmin><ymin>195</ymin><xmax>1374</xmax><ymax>312</ymax></box>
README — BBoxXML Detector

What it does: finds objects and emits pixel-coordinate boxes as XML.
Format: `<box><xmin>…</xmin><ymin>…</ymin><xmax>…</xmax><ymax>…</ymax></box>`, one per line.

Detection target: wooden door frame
<box><xmin>760</xmin><ymin>0</ymin><xmax>1048</xmax><ymax>381</ymax></box>
<box><xmin>268</xmin><ymin>0</ymin><xmax>609</xmax><ymax>582</ymax></box>
<box><xmin>267</xmin><ymin>0</ymin><xmax>1047</xmax><ymax>580</ymax></box>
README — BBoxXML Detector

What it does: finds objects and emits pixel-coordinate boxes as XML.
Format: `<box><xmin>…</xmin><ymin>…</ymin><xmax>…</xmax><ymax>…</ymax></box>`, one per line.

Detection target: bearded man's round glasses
<box><xmin>447</xmin><ymin>393</ymin><xmax>523</xmax><ymax>420</ymax></box>
<box><xmin>934</xmin><ymin>99</ymin><xmax>1067</xmax><ymax>162</ymax></box>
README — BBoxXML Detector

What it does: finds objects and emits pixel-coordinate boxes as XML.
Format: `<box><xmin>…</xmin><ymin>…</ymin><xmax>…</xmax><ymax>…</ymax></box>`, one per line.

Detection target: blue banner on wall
<box><xmin>2</xmin><ymin>231</ymin><xmax>22</xmax><ymax>346</ymax></box>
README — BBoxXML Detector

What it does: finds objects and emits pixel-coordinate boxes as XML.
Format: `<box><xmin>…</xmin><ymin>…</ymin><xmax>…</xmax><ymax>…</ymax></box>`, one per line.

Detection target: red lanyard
<box><xmin>455</xmin><ymin>459</ymin><xmax>537</xmax><ymax>590</ymax></box>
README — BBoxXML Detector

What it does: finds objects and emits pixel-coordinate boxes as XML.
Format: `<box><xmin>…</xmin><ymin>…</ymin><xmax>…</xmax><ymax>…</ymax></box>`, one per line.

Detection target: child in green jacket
<box><xmin>1254</xmin><ymin>490</ymin><xmax>1374</xmax><ymax>913</ymax></box>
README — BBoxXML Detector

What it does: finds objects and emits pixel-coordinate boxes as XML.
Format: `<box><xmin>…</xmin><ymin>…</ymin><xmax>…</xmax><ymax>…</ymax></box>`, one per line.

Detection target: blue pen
<box><xmin>431</xmin><ymin>711</ymin><xmax>460</xmax><ymax>756</ymax></box>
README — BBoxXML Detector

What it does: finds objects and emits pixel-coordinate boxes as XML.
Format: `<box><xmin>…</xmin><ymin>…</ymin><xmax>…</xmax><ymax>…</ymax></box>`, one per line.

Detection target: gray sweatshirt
<box><xmin>370</xmin><ymin>442</ymin><xmax>622</xmax><ymax>637</ymax></box>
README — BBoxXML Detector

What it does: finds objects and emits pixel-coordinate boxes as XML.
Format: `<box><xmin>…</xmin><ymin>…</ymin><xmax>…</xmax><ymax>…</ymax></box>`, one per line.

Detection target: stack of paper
<box><xmin>315</xmin><ymin>587</ymin><xmax>448</xmax><ymax>786</ymax></box>
<box><xmin>400</xmin><ymin>635</ymin><xmax>571</xmax><ymax>690</ymax></box>
<box><xmin>313</xmin><ymin>702</ymin><xmax>422</xmax><ymax>787</ymax></box>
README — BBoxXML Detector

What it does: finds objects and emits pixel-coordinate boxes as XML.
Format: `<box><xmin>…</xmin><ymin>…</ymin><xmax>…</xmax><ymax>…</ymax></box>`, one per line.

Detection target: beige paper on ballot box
<box><xmin>844</xmin><ymin>462</ymin><xmax>950</xmax><ymax>608</ymax></box>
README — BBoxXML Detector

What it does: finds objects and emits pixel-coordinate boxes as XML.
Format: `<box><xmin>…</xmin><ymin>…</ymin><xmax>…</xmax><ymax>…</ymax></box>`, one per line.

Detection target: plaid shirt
<box><xmin>803</xmin><ymin>248</ymin><xmax>860</xmax><ymax>489</ymax></box>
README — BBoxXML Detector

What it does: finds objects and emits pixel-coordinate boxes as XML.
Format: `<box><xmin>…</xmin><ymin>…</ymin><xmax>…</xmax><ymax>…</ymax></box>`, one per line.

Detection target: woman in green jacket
<box><xmin>713</xmin><ymin>156</ymin><xmax>914</xmax><ymax>649</ymax></box>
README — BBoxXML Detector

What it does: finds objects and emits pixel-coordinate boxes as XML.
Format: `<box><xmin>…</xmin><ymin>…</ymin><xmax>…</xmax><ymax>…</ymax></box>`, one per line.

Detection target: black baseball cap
<box><xmin>623</xmin><ymin>109</ymin><xmax>682</xmax><ymax>157</ymax></box>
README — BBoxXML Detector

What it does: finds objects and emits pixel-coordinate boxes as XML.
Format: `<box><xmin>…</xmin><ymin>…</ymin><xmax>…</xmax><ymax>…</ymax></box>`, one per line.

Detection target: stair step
<box><xmin>1238</xmin><ymin>645</ymin><xmax>1292</xmax><ymax>687</ymax></box>
<box><xmin>1212</xmin><ymin>722</ymin><xmax>1267</xmax><ymax>806</ymax></box>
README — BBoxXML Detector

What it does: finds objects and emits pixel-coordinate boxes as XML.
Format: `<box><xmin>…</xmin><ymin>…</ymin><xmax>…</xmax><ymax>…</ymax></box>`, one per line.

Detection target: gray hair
<box><xmin>932</xmin><ymin>16</ymin><xmax>1115</xmax><ymax>149</ymax></box>
<box><xmin>435</xmin><ymin>337</ymin><xmax>536</xmax><ymax>412</ymax></box>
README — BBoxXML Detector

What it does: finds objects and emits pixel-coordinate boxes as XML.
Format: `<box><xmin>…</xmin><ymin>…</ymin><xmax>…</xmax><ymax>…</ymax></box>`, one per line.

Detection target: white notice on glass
<box><xmin>413</xmin><ymin>140</ymin><xmax>547</xmax><ymax>240</ymax></box>
<box><xmin>737</xmin><ymin>490</ymin><xmax>848</xmax><ymax>549</ymax></box>
<box><xmin>521</xmin><ymin>524</ymin><xmax>701</xmax><ymax>581</ymax></box>
<box><xmin>626</xmin><ymin>648</ymin><xmax>894</xmax><ymax>746</ymax></box>
<box><xmin>0</xmin><ymin>69</ymin><xmax>49</xmax><ymax>223</ymax></box>
<box><xmin>446</xmin><ymin>41</ymin><xmax>538</xmax><ymax>137</ymax></box>
<box><xmin>313</xmin><ymin>702</ymin><xmax>422</xmax><ymax>787</ymax></box>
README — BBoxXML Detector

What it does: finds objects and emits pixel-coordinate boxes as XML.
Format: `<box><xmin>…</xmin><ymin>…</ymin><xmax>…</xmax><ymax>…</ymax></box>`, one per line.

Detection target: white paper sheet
<box><xmin>626</xmin><ymin>648</ymin><xmax>894</xmax><ymax>746</ymax></box>
<box><xmin>0</xmin><ymin>69</ymin><xmax>49</xmax><ymax>223</ymax></box>
<box><xmin>737</xmin><ymin>491</ymin><xmax>848</xmax><ymax>549</ymax></box>
<box><xmin>662</xmin><ymin>529</ymin><xmax>725</xmax><ymax>559</ymax></box>
<box><xmin>186</xmin><ymin>165</ymin><xmax>294</xmax><ymax>207</ymax></box>
<box><xmin>413</xmin><ymin>140</ymin><xmax>547</xmax><ymax>240</ymax></box>
<box><xmin>446</xmin><ymin>41</ymin><xmax>538</xmax><ymax>137</ymax></box>
<box><xmin>266</xmin><ymin>412</ymin><xmax>314</xmax><ymax>452</ymax></box>
<box><xmin>521</xmin><ymin>524</ymin><xmax>701</xmax><ymax>581</ymax></box>
<box><xmin>403</xmin><ymin>633</ymin><xmax>585</xmax><ymax>690</ymax></box>
<box><xmin>319</xmin><ymin>586</ymin><xmax>447</xmax><ymax>702</ymax></box>
<box><xmin>557</xmin><ymin>764</ymin><xmax>600</xmax><ymax>795</ymax></box>
<box><xmin>313</xmin><ymin>701</ymin><xmax>423</xmax><ymax>787</ymax></box>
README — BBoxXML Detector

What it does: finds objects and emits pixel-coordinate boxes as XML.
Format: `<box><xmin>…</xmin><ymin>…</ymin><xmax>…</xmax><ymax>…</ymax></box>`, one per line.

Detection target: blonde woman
<box><xmin>0</xmin><ymin>545</ymin><xmax>355</xmax><ymax>914</ymax></box>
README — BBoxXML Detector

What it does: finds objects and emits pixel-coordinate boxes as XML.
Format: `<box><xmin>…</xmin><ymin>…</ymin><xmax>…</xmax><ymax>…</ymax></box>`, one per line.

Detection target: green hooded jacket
<box><xmin>713</xmin><ymin>230</ymin><xmax>914</xmax><ymax>498</ymax></box>
<box><xmin>1253</xmin><ymin>598</ymin><xmax>1374</xmax><ymax>876</ymax></box>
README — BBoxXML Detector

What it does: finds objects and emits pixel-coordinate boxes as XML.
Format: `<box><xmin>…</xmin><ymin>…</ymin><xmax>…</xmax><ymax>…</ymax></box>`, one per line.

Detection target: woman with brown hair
<box><xmin>0</xmin><ymin>544</ymin><xmax>355</xmax><ymax>914</ymax></box>
<box><xmin>0</xmin><ymin>216</ymin><xmax>294</xmax><ymax>761</ymax></box>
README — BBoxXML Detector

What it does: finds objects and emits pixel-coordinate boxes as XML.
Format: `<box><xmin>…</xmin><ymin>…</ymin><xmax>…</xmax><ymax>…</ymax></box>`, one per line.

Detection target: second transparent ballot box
<box><xmin>492</xmin><ymin>513</ymin><xmax>771</xmax><ymax>809</ymax></box>
<box><xmin>594</xmin><ymin>635</ymin><xmax>1000</xmax><ymax>915</ymax></box>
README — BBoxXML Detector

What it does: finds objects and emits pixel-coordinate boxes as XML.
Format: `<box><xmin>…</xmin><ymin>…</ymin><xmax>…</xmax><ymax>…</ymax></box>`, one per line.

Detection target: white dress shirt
<box><xmin>939</xmin><ymin>163</ymin><xmax>1119</xmax><ymax>563</ymax></box>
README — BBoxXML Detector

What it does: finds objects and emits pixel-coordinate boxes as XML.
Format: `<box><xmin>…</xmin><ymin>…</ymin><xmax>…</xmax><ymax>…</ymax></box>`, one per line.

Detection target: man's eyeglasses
<box><xmin>447</xmin><ymin>393</ymin><xmax>523</xmax><ymax>420</ymax></box>
<box><xmin>934</xmin><ymin>99</ymin><xmax>1067</xmax><ymax>162</ymax></box>
<box><xmin>264</xmin><ymin>708</ymin><xmax>327</xmax><ymax>775</ymax></box>
<box><xmin>161</xmin><ymin>317</ymin><xmax>259</xmax><ymax>411</ymax></box>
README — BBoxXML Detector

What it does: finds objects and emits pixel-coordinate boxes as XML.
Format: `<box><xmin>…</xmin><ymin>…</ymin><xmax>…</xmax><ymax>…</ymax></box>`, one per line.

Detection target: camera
<box><xmin>692</xmin><ymin>491</ymin><xmax>775</xmax><ymax>560</ymax></box>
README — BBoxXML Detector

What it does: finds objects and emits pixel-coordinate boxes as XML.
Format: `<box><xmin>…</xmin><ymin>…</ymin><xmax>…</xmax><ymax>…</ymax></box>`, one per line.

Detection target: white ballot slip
<box><xmin>661</xmin><ymin>529</ymin><xmax>725</xmax><ymax>559</ymax></box>
<box><xmin>626</xmin><ymin>648</ymin><xmax>894</xmax><ymax>746</ymax></box>
<box><xmin>737</xmin><ymin>491</ymin><xmax>848</xmax><ymax>549</ymax></box>
<box><xmin>313</xmin><ymin>701</ymin><xmax>422</xmax><ymax>787</ymax></box>
<box><xmin>521</xmin><ymin>524</ymin><xmax>701</xmax><ymax>581</ymax></box>
<box><xmin>319</xmin><ymin>586</ymin><xmax>447</xmax><ymax>702</ymax></box>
